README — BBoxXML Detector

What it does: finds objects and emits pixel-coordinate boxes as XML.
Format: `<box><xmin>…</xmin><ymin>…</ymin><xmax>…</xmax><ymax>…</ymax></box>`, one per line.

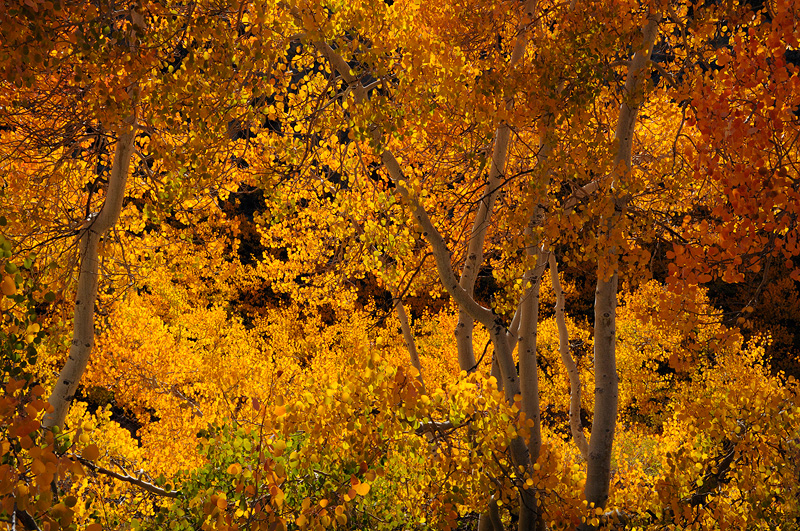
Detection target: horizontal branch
<box><xmin>74</xmin><ymin>455</ymin><xmax>180</xmax><ymax>498</ymax></box>
<box><xmin>414</xmin><ymin>420</ymin><xmax>470</xmax><ymax>437</ymax></box>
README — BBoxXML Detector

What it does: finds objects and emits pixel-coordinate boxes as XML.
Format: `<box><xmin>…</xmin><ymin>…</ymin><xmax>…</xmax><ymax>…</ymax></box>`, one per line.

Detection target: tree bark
<box><xmin>43</xmin><ymin>130</ymin><xmax>136</xmax><ymax>430</ymax></box>
<box><xmin>311</xmin><ymin>19</ymin><xmax>544</xmax><ymax>528</ymax></box>
<box><xmin>516</xmin><ymin>246</ymin><xmax>548</xmax><ymax>463</ymax></box>
<box><xmin>549</xmin><ymin>254</ymin><xmax>588</xmax><ymax>458</ymax></box>
<box><xmin>455</xmin><ymin>123</ymin><xmax>511</xmax><ymax>370</ymax></box>
<box><xmin>394</xmin><ymin>296</ymin><xmax>425</xmax><ymax>390</ymax></box>
<box><xmin>582</xmin><ymin>270</ymin><xmax>618</xmax><ymax>509</ymax></box>
<box><xmin>581</xmin><ymin>11</ymin><xmax>661</xmax><ymax>515</ymax></box>
<box><xmin>454</xmin><ymin>0</ymin><xmax>537</xmax><ymax>372</ymax></box>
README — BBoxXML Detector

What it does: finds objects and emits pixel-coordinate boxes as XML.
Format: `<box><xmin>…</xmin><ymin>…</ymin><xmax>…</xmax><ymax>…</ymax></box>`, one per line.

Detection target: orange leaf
<box><xmin>82</xmin><ymin>444</ymin><xmax>100</xmax><ymax>461</ymax></box>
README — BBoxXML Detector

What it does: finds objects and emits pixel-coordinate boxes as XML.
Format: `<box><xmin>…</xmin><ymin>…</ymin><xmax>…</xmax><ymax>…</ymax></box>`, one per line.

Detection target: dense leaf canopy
<box><xmin>1</xmin><ymin>0</ymin><xmax>799</xmax><ymax>530</ymax></box>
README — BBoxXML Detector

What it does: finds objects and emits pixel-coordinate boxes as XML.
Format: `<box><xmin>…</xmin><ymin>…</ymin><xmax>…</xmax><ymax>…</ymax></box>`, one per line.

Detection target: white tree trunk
<box><xmin>516</xmin><ymin>246</ymin><xmax>548</xmax><ymax>463</ymax></box>
<box><xmin>582</xmin><ymin>12</ymin><xmax>661</xmax><ymax>513</ymax></box>
<box><xmin>549</xmin><ymin>254</ymin><xmax>589</xmax><ymax>458</ymax></box>
<box><xmin>454</xmin><ymin>0</ymin><xmax>536</xmax><ymax>372</ymax></box>
<box><xmin>43</xmin><ymin>130</ymin><xmax>136</xmax><ymax>430</ymax></box>
<box><xmin>312</xmin><ymin>16</ymin><xmax>545</xmax><ymax>526</ymax></box>
<box><xmin>455</xmin><ymin>123</ymin><xmax>511</xmax><ymax>371</ymax></box>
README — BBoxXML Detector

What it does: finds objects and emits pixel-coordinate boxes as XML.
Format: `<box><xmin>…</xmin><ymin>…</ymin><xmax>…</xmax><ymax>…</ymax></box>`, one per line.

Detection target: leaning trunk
<box><xmin>395</xmin><ymin>297</ymin><xmax>425</xmax><ymax>389</ymax></box>
<box><xmin>43</xmin><ymin>130</ymin><xmax>136</xmax><ymax>430</ymax></box>
<box><xmin>454</xmin><ymin>123</ymin><xmax>511</xmax><ymax>371</ymax></box>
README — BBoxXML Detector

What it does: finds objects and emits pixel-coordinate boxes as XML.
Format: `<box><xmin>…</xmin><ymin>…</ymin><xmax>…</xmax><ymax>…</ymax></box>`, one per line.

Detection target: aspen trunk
<box><xmin>549</xmin><ymin>254</ymin><xmax>588</xmax><ymax>458</ymax></box>
<box><xmin>454</xmin><ymin>0</ymin><xmax>537</xmax><ymax>373</ymax></box>
<box><xmin>488</xmin><ymin>324</ymin><xmax>539</xmax><ymax>530</ymax></box>
<box><xmin>583</xmin><ymin>271</ymin><xmax>618</xmax><ymax>508</ymax></box>
<box><xmin>514</xmin><ymin>120</ymin><xmax>559</xmax><ymax>463</ymax></box>
<box><xmin>454</xmin><ymin>123</ymin><xmax>511</xmax><ymax>371</ymax></box>
<box><xmin>516</xmin><ymin>247</ymin><xmax>548</xmax><ymax>463</ymax></box>
<box><xmin>43</xmin><ymin>130</ymin><xmax>136</xmax><ymax>430</ymax></box>
<box><xmin>582</xmin><ymin>12</ymin><xmax>661</xmax><ymax>514</ymax></box>
<box><xmin>310</xmin><ymin>13</ymin><xmax>544</xmax><ymax>526</ymax></box>
<box><xmin>394</xmin><ymin>297</ymin><xmax>425</xmax><ymax>389</ymax></box>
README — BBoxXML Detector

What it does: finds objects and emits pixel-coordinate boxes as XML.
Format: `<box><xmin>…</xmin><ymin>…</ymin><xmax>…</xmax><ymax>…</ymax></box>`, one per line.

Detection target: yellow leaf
<box><xmin>354</xmin><ymin>483</ymin><xmax>370</xmax><ymax>496</ymax></box>
<box><xmin>1</xmin><ymin>276</ymin><xmax>16</xmax><ymax>296</ymax></box>
<box><xmin>227</xmin><ymin>463</ymin><xmax>242</xmax><ymax>475</ymax></box>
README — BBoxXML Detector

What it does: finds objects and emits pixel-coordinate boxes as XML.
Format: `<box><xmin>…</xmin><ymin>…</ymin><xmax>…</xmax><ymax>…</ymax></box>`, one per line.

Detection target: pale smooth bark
<box><xmin>454</xmin><ymin>124</ymin><xmax>510</xmax><ymax>371</ymax></box>
<box><xmin>549</xmin><ymin>254</ymin><xmax>588</xmax><ymax>458</ymax></box>
<box><xmin>516</xmin><ymin>246</ymin><xmax>548</xmax><ymax>463</ymax></box>
<box><xmin>514</xmin><ymin>121</ymin><xmax>559</xmax><ymax>463</ymax></box>
<box><xmin>583</xmin><ymin>271</ymin><xmax>619</xmax><ymax>510</ymax></box>
<box><xmin>44</xmin><ymin>130</ymin><xmax>136</xmax><ymax>429</ymax></box>
<box><xmin>454</xmin><ymin>0</ymin><xmax>538</xmax><ymax>372</ymax></box>
<box><xmin>394</xmin><ymin>297</ymin><xmax>425</xmax><ymax>390</ymax></box>
<box><xmin>582</xmin><ymin>12</ymin><xmax>661</xmax><ymax>513</ymax></box>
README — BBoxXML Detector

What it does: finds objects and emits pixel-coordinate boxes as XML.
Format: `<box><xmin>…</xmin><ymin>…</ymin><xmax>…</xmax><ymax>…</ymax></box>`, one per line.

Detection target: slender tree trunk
<box><xmin>549</xmin><ymin>254</ymin><xmax>588</xmax><ymax>458</ymax></box>
<box><xmin>517</xmin><ymin>246</ymin><xmax>548</xmax><ymax>463</ymax></box>
<box><xmin>581</xmin><ymin>12</ymin><xmax>661</xmax><ymax>516</ymax></box>
<box><xmin>487</xmin><ymin>325</ymin><xmax>539</xmax><ymax>530</ymax></box>
<box><xmin>454</xmin><ymin>0</ymin><xmax>536</xmax><ymax>371</ymax></box>
<box><xmin>44</xmin><ymin>130</ymin><xmax>136</xmax><ymax>430</ymax></box>
<box><xmin>455</xmin><ymin>123</ymin><xmax>511</xmax><ymax>371</ymax></box>
<box><xmin>310</xmin><ymin>11</ymin><xmax>545</xmax><ymax>525</ymax></box>
<box><xmin>394</xmin><ymin>297</ymin><xmax>425</xmax><ymax>389</ymax></box>
<box><xmin>583</xmin><ymin>270</ymin><xmax>618</xmax><ymax>509</ymax></box>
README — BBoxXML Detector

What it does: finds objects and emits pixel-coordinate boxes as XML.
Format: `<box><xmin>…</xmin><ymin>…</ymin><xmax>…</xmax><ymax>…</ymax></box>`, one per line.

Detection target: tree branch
<box><xmin>74</xmin><ymin>455</ymin><xmax>180</xmax><ymax>498</ymax></box>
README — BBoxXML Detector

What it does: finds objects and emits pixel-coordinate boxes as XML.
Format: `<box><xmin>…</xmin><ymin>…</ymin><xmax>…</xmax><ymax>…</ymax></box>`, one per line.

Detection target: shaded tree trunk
<box><xmin>394</xmin><ymin>296</ymin><xmax>425</xmax><ymax>389</ymax></box>
<box><xmin>549</xmin><ymin>254</ymin><xmax>589</xmax><ymax>458</ymax></box>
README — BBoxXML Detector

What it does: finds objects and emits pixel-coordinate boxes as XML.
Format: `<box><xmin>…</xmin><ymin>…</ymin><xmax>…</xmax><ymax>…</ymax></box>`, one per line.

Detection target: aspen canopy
<box><xmin>1</xmin><ymin>0</ymin><xmax>800</xmax><ymax>529</ymax></box>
